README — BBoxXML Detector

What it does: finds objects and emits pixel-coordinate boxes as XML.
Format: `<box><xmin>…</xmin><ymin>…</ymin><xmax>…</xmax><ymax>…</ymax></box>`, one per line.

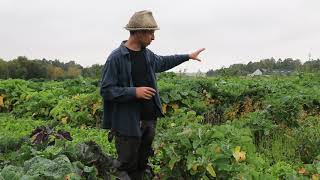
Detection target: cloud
<box><xmin>0</xmin><ymin>0</ymin><xmax>320</xmax><ymax>72</ymax></box>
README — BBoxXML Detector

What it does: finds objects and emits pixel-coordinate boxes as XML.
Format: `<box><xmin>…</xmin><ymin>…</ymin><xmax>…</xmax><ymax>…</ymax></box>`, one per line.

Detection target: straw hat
<box><xmin>125</xmin><ymin>10</ymin><xmax>160</xmax><ymax>31</ymax></box>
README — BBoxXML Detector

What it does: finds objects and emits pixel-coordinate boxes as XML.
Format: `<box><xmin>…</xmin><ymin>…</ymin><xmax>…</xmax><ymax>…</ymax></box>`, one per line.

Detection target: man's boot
<box><xmin>114</xmin><ymin>171</ymin><xmax>131</xmax><ymax>180</ymax></box>
<box><xmin>128</xmin><ymin>170</ymin><xmax>144</xmax><ymax>180</ymax></box>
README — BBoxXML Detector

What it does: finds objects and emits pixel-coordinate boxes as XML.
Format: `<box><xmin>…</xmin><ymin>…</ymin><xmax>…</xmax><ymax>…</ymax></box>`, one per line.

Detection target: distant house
<box><xmin>178</xmin><ymin>69</ymin><xmax>206</xmax><ymax>77</ymax></box>
<box><xmin>196</xmin><ymin>70</ymin><xmax>206</xmax><ymax>77</ymax></box>
<box><xmin>248</xmin><ymin>69</ymin><xmax>263</xmax><ymax>77</ymax></box>
<box><xmin>184</xmin><ymin>72</ymin><xmax>206</xmax><ymax>77</ymax></box>
<box><xmin>272</xmin><ymin>69</ymin><xmax>293</xmax><ymax>75</ymax></box>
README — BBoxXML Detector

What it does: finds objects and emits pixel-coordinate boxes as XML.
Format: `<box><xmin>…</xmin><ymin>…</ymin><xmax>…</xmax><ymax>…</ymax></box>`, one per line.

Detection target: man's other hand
<box><xmin>189</xmin><ymin>48</ymin><xmax>205</xmax><ymax>62</ymax></box>
<box><xmin>136</xmin><ymin>87</ymin><xmax>156</xmax><ymax>100</ymax></box>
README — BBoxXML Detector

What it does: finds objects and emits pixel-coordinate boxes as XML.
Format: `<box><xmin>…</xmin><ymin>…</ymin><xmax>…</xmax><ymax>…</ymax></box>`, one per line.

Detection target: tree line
<box><xmin>206</xmin><ymin>58</ymin><xmax>320</xmax><ymax>76</ymax></box>
<box><xmin>0</xmin><ymin>56</ymin><xmax>104</xmax><ymax>80</ymax></box>
<box><xmin>1</xmin><ymin>56</ymin><xmax>320</xmax><ymax>80</ymax></box>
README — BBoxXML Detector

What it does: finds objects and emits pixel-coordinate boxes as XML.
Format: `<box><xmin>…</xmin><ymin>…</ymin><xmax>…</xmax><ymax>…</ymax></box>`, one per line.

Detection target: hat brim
<box><xmin>124</xmin><ymin>27</ymin><xmax>160</xmax><ymax>31</ymax></box>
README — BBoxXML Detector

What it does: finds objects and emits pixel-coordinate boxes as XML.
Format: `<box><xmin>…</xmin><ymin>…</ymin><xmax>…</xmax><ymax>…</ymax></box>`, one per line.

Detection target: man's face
<box><xmin>136</xmin><ymin>30</ymin><xmax>155</xmax><ymax>48</ymax></box>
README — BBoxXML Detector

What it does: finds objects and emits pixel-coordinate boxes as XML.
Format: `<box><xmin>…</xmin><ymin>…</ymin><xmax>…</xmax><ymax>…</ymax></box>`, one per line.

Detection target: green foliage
<box><xmin>0</xmin><ymin>57</ymin><xmax>104</xmax><ymax>80</ymax></box>
<box><xmin>0</xmin><ymin>155</ymin><xmax>97</xmax><ymax>180</ymax></box>
<box><xmin>258</xmin><ymin>130</ymin><xmax>299</xmax><ymax>164</ymax></box>
<box><xmin>294</xmin><ymin>116</ymin><xmax>320</xmax><ymax>163</ymax></box>
<box><xmin>0</xmin><ymin>78</ymin><xmax>101</xmax><ymax>127</ymax></box>
<box><xmin>23</xmin><ymin>155</ymin><xmax>74</xmax><ymax>179</ymax></box>
<box><xmin>50</xmin><ymin>92</ymin><xmax>102</xmax><ymax>127</ymax></box>
<box><xmin>0</xmin><ymin>165</ymin><xmax>24</xmax><ymax>180</ymax></box>
<box><xmin>267</xmin><ymin>161</ymin><xmax>298</xmax><ymax>179</ymax></box>
<box><xmin>265</xmin><ymin>95</ymin><xmax>302</xmax><ymax>127</ymax></box>
<box><xmin>1</xmin><ymin>74</ymin><xmax>320</xmax><ymax>179</ymax></box>
<box><xmin>158</xmin><ymin>76</ymin><xmax>208</xmax><ymax>115</ymax></box>
<box><xmin>153</xmin><ymin>110</ymin><xmax>264</xmax><ymax>179</ymax></box>
<box><xmin>81</xmin><ymin>64</ymin><xmax>104</xmax><ymax>79</ymax></box>
<box><xmin>0</xmin><ymin>115</ymin><xmax>115</xmax><ymax>173</ymax></box>
<box><xmin>60</xmin><ymin>126</ymin><xmax>116</xmax><ymax>155</ymax></box>
<box><xmin>206</xmin><ymin>57</ymin><xmax>320</xmax><ymax>76</ymax></box>
<box><xmin>0</xmin><ymin>114</ymin><xmax>45</xmax><ymax>153</ymax></box>
<box><xmin>12</xmin><ymin>90</ymin><xmax>59</xmax><ymax>119</ymax></box>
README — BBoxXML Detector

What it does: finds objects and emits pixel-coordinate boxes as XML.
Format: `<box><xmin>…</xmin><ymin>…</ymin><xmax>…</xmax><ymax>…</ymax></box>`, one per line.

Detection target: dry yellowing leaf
<box><xmin>171</xmin><ymin>103</ymin><xmax>179</xmax><ymax>111</ymax></box>
<box><xmin>215</xmin><ymin>146</ymin><xmax>222</xmax><ymax>153</ymax></box>
<box><xmin>61</xmin><ymin>117</ymin><xmax>68</xmax><ymax>124</ymax></box>
<box><xmin>72</xmin><ymin>94</ymin><xmax>80</xmax><ymax>100</ymax></box>
<box><xmin>192</xmin><ymin>164</ymin><xmax>198</xmax><ymax>171</ymax></box>
<box><xmin>92</xmin><ymin>103</ymin><xmax>98</xmax><ymax>115</ymax></box>
<box><xmin>298</xmin><ymin>167</ymin><xmax>306</xmax><ymax>174</ymax></box>
<box><xmin>206</xmin><ymin>163</ymin><xmax>216</xmax><ymax>177</ymax></box>
<box><xmin>162</xmin><ymin>104</ymin><xmax>167</xmax><ymax>114</ymax></box>
<box><xmin>80</xmin><ymin>124</ymin><xmax>87</xmax><ymax>129</ymax></box>
<box><xmin>0</xmin><ymin>95</ymin><xmax>4</xmax><ymax>107</ymax></box>
<box><xmin>64</xmin><ymin>175</ymin><xmax>70</xmax><ymax>180</ymax></box>
<box><xmin>170</xmin><ymin>123</ymin><xmax>176</xmax><ymax>127</ymax></box>
<box><xmin>159</xmin><ymin>142</ymin><xmax>165</xmax><ymax>148</ymax></box>
<box><xmin>233</xmin><ymin>146</ymin><xmax>246</xmax><ymax>162</ymax></box>
<box><xmin>64</xmin><ymin>173</ymin><xmax>78</xmax><ymax>180</ymax></box>
<box><xmin>312</xmin><ymin>174</ymin><xmax>320</xmax><ymax>180</ymax></box>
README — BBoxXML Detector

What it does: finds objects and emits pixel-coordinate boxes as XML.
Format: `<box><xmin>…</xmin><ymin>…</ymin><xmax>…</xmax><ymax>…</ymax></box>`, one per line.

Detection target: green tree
<box><xmin>82</xmin><ymin>64</ymin><xmax>103</xmax><ymax>78</ymax></box>
<box><xmin>0</xmin><ymin>59</ymin><xmax>9</xmax><ymax>79</ymax></box>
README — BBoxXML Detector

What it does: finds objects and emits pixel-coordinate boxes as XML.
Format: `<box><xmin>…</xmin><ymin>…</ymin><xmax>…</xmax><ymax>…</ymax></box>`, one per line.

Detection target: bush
<box><xmin>294</xmin><ymin>116</ymin><xmax>320</xmax><ymax>163</ymax></box>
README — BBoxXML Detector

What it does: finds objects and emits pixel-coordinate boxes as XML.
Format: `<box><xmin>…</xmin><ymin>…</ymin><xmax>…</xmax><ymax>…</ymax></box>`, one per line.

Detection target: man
<box><xmin>100</xmin><ymin>10</ymin><xmax>205</xmax><ymax>179</ymax></box>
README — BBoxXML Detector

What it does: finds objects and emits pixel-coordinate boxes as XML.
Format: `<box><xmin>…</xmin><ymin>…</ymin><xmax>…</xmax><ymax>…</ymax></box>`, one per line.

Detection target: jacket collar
<box><xmin>119</xmin><ymin>40</ymin><xmax>146</xmax><ymax>56</ymax></box>
<box><xmin>120</xmin><ymin>41</ymin><xmax>129</xmax><ymax>55</ymax></box>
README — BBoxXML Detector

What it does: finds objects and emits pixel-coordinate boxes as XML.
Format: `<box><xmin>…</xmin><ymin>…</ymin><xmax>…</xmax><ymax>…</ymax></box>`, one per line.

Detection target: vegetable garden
<box><xmin>0</xmin><ymin>73</ymin><xmax>320</xmax><ymax>179</ymax></box>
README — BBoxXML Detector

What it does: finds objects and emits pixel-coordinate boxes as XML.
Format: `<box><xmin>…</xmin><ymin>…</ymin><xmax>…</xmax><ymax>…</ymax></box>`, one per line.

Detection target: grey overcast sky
<box><xmin>0</xmin><ymin>0</ymin><xmax>319</xmax><ymax>72</ymax></box>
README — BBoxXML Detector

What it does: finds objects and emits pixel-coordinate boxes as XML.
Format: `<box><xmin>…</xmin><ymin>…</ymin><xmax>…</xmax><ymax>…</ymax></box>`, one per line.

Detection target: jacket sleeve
<box><xmin>100</xmin><ymin>56</ymin><xmax>136</xmax><ymax>103</ymax></box>
<box><xmin>151</xmin><ymin>52</ymin><xmax>190</xmax><ymax>73</ymax></box>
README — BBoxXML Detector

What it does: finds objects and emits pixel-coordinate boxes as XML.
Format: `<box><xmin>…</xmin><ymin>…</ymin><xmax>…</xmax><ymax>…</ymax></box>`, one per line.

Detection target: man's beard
<box><xmin>139</xmin><ymin>40</ymin><xmax>150</xmax><ymax>49</ymax></box>
<box><xmin>140</xmin><ymin>43</ymin><xmax>147</xmax><ymax>49</ymax></box>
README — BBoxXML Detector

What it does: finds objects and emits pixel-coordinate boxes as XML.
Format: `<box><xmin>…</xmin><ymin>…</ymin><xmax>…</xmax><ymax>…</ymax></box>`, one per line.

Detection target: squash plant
<box><xmin>153</xmin><ymin>110</ymin><xmax>264</xmax><ymax>179</ymax></box>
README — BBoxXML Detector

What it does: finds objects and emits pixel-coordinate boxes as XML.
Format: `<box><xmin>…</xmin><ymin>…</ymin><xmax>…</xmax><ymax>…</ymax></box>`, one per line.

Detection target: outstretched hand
<box><xmin>188</xmin><ymin>48</ymin><xmax>205</xmax><ymax>62</ymax></box>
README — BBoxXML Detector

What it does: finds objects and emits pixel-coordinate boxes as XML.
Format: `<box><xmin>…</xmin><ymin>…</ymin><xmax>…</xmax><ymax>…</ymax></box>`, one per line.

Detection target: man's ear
<box><xmin>136</xmin><ymin>31</ymin><xmax>144</xmax><ymax>39</ymax></box>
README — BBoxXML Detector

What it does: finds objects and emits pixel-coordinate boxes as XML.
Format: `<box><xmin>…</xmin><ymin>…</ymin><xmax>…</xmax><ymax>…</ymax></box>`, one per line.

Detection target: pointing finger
<box><xmin>198</xmin><ymin>48</ymin><xmax>205</xmax><ymax>53</ymax></box>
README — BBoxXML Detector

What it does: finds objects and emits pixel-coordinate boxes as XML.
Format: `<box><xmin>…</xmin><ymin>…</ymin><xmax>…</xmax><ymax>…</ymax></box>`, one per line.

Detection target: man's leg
<box><xmin>137</xmin><ymin>120</ymin><xmax>157</xmax><ymax>172</ymax></box>
<box><xmin>115</xmin><ymin>134</ymin><xmax>141</xmax><ymax>180</ymax></box>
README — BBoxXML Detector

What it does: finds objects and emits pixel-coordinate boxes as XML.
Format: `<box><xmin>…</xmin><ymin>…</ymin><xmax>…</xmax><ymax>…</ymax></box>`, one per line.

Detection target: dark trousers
<box><xmin>115</xmin><ymin>120</ymin><xmax>156</xmax><ymax>180</ymax></box>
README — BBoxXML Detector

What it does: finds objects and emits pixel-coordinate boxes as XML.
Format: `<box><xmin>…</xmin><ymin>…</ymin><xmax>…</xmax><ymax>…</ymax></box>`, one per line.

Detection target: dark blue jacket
<box><xmin>100</xmin><ymin>41</ymin><xmax>189</xmax><ymax>136</ymax></box>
